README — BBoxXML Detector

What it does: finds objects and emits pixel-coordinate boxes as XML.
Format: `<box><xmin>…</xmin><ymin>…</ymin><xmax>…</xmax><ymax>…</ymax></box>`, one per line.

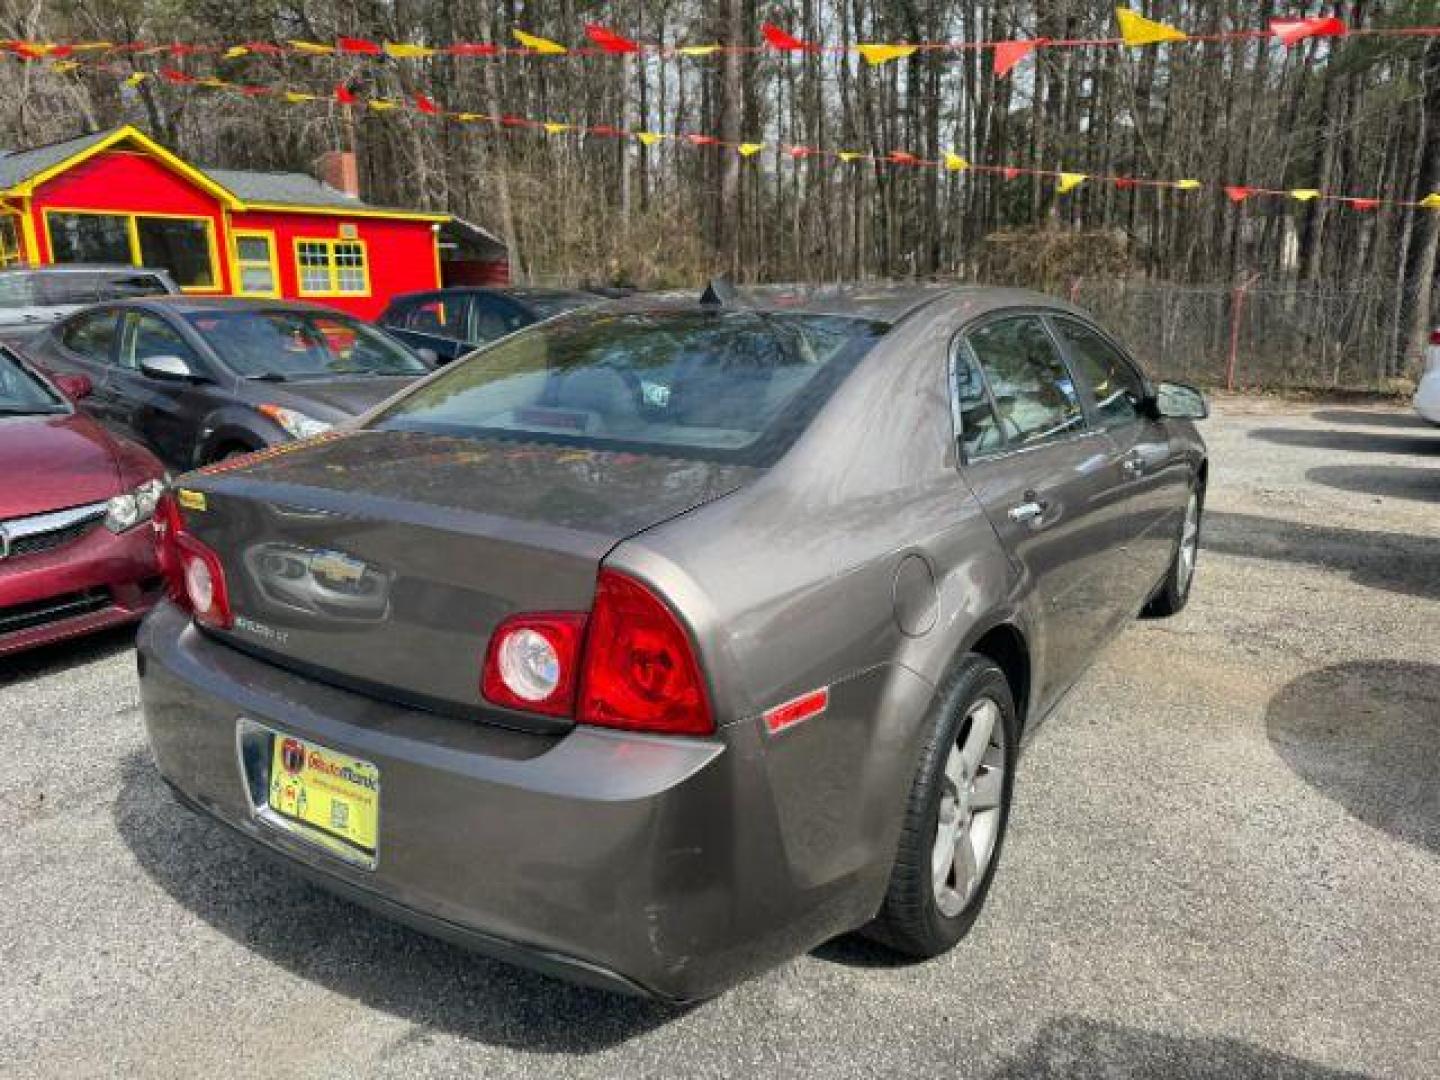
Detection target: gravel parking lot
<box><xmin>2</xmin><ymin>398</ymin><xmax>1437</xmax><ymax>1079</ymax></box>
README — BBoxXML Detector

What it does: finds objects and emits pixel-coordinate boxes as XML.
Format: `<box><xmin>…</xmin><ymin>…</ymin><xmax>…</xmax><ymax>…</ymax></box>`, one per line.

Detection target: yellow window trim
<box><xmin>230</xmin><ymin>228</ymin><xmax>280</xmax><ymax>297</ymax></box>
<box><xmin>0</xmin><ymin>214</ymin><xmax>22</xmax><ymax>266</ymax></box>
<box><xmin>40</xmin><ymin>206</ymin><xmax>224</xmax><ymax>293</ymax></box>
<box><xmin>292</xmin><ymin>235</ymin><xmax>372</xmax><ymax>298</ymax></box>
<box><xmin>244</xmin><ymin>202</ymin><xmax>448</xmax><ymax>222</ymax></box>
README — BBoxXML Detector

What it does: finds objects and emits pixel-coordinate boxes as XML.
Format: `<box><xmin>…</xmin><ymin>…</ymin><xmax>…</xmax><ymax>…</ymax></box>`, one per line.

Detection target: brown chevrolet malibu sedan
<box><xmin>138</xmin><ymin>283</ymin><xmax>1208</xmax><ymax>1001</ymax></box>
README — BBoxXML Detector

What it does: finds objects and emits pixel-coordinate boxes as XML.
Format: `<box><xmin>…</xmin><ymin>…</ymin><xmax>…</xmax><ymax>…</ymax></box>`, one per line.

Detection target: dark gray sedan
<box><xmin>137</xmin><ymin>284</ymin><xmax>1208</xmax><ymax>1001</ymax></box>
<box><xmin>23</xmin><ymin>297</ymin><xmax>429</xmax><ymax>469</ymax></box>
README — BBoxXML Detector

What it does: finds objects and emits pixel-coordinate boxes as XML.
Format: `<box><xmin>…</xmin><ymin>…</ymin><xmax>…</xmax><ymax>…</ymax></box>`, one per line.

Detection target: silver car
<box><xmin>0</xmin><ymin>264</ymin><xmax>178</xmax><ymax>343</ymax></box>
<box><xmin>137</xmin><ymin>284</ymin><xmax>1208</xmax><ymax>1001</ymax></box>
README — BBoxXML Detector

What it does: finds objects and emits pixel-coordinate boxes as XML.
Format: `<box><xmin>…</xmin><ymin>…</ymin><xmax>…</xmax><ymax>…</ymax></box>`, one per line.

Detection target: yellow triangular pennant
<box><xmin>1290</xmin><ymin>189</ymin><xmax>1321</xmax><ymax>202</ymax></box>
<box><xmin>738</xmin><ymin>142</ymin><xmax>764</xmax><ymax>157</ymax></box>
<box><xmin>1174</xmin><ymin>179</ymin><xmax>1201</xmax><ymax>190</ymax></box>
<box><xmin>367</xmin><ymin>98</ymin><xmax>400</xmax><ymax>110</ymax></box>
<box><xmin>944</xmin><ymin>152</ymin><xmax>969</xmax><ymax>172</ymax></box>
<box><xmin>283</xmin><ymin>91</ymin><xmax>317</xmax><ymax>103</ymax></box>
<box><xmin>122</xmin><ymin>72</ymin><xmax>149</xmax><ymax>87</ymax></box>
<box><xmin>384</xmin><ymin>42</ymin><xmax>436</xmax><ymax>58</ymax></box>
<box><xmin>222</xmin><ymin>45</ymin><xmax>249</xmax><ymax>59</ymax></box>
<box><xmin>856</xmin><ymin>43</ymin><xmax>918</xmax><ymax>66</ymax></box>
<box><xmin>837</xmin><ymin>151</ymin><xmax>863</xmax><ymax>163</ymax></box>
<box><xmin>1419</xmin><ymin>193</ymin><xmax>1440</xmax><ymax>209</ymax></box>
<box><xmin>513</xmin><ymin>29</ymin><xmax>567</xmax><ymax>54</ymax></box>
<box><xmin>1116</xmin><ymin>8</ymin><xmax>1187</xmax><ymax>46</ymax></box>
<box><xmin>453</xmin><ymin>113</ymin><xmax>488</xmax><ymax>122</ymax></box>
<box><xmin>288</xmin><ymin>40</ymin><xmax>334</xmax><ymax>55</ymax></box>
<box><xmin>72</xmin><ymin>41</ymin><xmax>112</xmax><ymax>52</ymax></box>
<box><xmin>636</xmin><ymin>131</ymin><xmax>665</xmax><ymax>146</ymax></box>
<box><xmin>1057</xmin><ymin>172</ymin><xmax>1087</xmax><ymax>194</ymax></box>
<box><xmin>543</xmin><ymin>121</ymin><xmax>571</xmax><ymax>135</ymax></box>
<box><xmin>678</xmin><ymin>44</ymin><xmax>721</xmax><ymax>56</ymax></box>
<box><xmin>197</xmin><ymin>76</ymin><xmax>230</xmax><ymax>88</ymax></box>
<box><xmin>50</xmin><ymin>60</ymin><xmax>81</xmax><ymax>73</ymax></box>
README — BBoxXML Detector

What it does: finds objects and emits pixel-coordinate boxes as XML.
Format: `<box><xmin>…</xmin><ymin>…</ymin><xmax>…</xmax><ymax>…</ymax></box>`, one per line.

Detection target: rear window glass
<box><xmin>372</xmin><ymin>309</ymin><xmax>889</xmax><ymax>465</ymax></box>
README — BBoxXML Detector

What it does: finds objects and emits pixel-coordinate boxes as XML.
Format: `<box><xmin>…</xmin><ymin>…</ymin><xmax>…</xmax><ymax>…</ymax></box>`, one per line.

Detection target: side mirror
<box><xmin>415</xmin><ymin>347</ymin><xmax>440</xmax><ymax>368</ymax></box>
<box><xmin>138</xmin><ymin>354</ymin><xmax>196</xmax><ymax>381</ymax></box>
<box><xmin>51</xmin><ymin>372</ymin><xmax>93</xmax><ymax>401</ymax></box>
<box><xmin>1152</xmin><ymin>381</ymin><xmax>1208</xmax><ymax>420</ymax></box>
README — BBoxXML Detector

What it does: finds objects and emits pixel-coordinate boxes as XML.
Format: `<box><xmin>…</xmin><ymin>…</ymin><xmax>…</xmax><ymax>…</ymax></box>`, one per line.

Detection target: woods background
<box><xmin>3</xmin><ymin>0</ymin><xmax>1439</xmax><ymax>390</ymax></box>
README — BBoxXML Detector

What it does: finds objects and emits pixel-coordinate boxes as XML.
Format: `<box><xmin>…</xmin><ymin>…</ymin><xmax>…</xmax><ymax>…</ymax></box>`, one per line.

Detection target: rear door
<box><xmin>467</xmin><ymin>293</ymin><xmax>532</xmax><ymax>347</ymax></box>
<box><xmin>1048</xmin><ymin>316</ymin><xmax>1188</xmax><ymax>603</ymax></box>
<box><xmin>46</xmin><ymin>307</ymin><xmax>123</xmax><ymax>426</ymax></box>
<box><xmin>952</xmin><ymin>313</ymin><xmax>1127</xmax><ymax>708</ymax></box>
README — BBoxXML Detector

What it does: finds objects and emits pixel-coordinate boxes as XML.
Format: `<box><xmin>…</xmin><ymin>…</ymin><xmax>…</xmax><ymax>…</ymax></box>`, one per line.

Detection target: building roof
<box><xmin>0</xmin><ymin>129</ymin><xmax>115</xmax><ymax>191</ymax></box>
<box><xmin>0</xmin><ymin>125</ymin><xmax>454</xmax><ymax>223</ymax></box>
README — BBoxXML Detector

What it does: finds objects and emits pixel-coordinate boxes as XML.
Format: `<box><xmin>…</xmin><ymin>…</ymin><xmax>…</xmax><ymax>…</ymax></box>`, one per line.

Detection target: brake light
<box><xmin>152</xmin><ymin>491</ymin><xmax>232</xmax><ymax>628</ymax></box>
<box><xmin>1430</xmin><ymin>328</ymin><xmax>1440</xmax><ymax>346</ymax></box>
<box><xmin>482</xmin><ymin>612</ymin><xmax>586</xmax><ymax>717</ymax></box>
<box><xmin>578</xmin><ymin>569</ymin><xmax>713</xmax><ymax>736</ymax></box>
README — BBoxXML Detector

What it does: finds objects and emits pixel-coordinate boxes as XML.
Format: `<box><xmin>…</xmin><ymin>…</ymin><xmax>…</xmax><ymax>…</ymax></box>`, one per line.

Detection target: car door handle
<box><xmin>1008</xmin><ymin>500</ymin><xmax>1047</xmax><ymax>524</ymax></box>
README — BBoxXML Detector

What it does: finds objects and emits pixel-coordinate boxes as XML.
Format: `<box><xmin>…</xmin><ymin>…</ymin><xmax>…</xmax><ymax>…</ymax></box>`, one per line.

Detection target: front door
<box><xmin>113</xmin><ymin>310</ymin><xmax>209</xmax><ymax>467</ymax></box>
<box><xmin>1048</xmin><ymin>315</ymin><xmax>1190</xmax><ymax>607</ymax></box>
<box><xmin>953</xmin><ymin>314</ymin><xmax>1131</xmax><ymax>710</ymax></box>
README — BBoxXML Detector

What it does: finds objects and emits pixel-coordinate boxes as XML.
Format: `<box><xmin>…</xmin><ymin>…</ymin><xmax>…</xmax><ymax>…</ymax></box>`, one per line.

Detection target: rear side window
<box><xmin>964</xmin><ymin>316</ymin><xmax>1085</xmax><ymax>450</ymax></box>
<box><xmin>951</xmin><ymin>347</ymin><xmax>1006</xmax><ymax>460</ymax></box>
<box><xmin>373</xmin><ymin>308</ymin><xmax>889</xmax><ymax>465</ymax></box>
<box><xmin>394</xmin><ymin>295</ymin><xmax>469</xmax><ymax>340</ymax></box>
<box><xmin>1051</xmin><ymin>317</ymin><xmax>1147</xmax><ymax>430</ymax></box>
<box><xmin>59</xmin><ymin>309</ymin><xmax>118</xmax><ymax>363</ymax></box>
<box><xmin>121</xmin><ymin>312</ymin><xmax>200</xmax><ymax>371</ymax></box>
<box><xmin>470</xmin><ymin>295</ymin><xmax>530</xmax><ymax>342</ymax></box>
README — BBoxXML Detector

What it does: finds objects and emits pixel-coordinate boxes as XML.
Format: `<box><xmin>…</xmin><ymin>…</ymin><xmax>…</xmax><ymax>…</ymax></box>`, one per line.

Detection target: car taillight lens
<box><xmin>152</xmin><ymin>491</ymin><xmax>232</xmax><ymax>628</ymax></box>
<box><xmin>482</xmin><ymin>613</ymin><xmax>586</xmax><ymax>717</ymax></box>
<box><xmin>577</xmin><ymin>569</ymin><xmax>713</xmax><ymax>736</ymax></box>
<box><xmin>1429</xmin><ymin>328</ymin><xmax>1440</xmax><ymax>347</ymax></box>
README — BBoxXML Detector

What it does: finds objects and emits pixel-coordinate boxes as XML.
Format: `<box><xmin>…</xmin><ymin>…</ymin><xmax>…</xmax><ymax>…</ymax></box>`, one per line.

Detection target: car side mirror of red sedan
<box><xmin>52</xmin><ymin>373</ymin><xmax>93</xmax><ymax>401</ymax></box>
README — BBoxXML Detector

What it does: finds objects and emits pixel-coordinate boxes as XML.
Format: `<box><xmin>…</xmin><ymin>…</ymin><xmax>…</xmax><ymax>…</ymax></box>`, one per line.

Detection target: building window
<box><xmin>45</xmin><ymin>210</ymin><xmax>218</xmax><ymax>289</ymax></box>
<box><xmin>295</xmin><ymin>238</ymin><xmax>369</xmax><ymax>296</ymax></box>
<box><xmin>0</xmin><ymin>216</ymin><xmax>22</xmax><ymax>266</ymax></box>
<box><xmin>232</xmin><ymin>231</ymin><xmax>278</xmax><ymax>296</ymax></box>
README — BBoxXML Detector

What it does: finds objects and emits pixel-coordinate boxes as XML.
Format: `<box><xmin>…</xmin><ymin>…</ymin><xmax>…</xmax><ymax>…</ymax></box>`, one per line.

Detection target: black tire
<box><xmin>1142</xmin><ymin>481</ymin><xmax>1204</xmax><ymax>619</ymax></box>
<box><xmin>866</xmin><ymin>654</ymin><xmax>1018</xmax><ymax>958</ymax></box>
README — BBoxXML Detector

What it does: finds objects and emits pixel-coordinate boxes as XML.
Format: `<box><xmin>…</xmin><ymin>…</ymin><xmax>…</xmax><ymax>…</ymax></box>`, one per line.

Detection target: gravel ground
<box><xmin>2</xmin><ymin>398</ymin><xmax>1437</xmax><ymax>1079</ymax></box>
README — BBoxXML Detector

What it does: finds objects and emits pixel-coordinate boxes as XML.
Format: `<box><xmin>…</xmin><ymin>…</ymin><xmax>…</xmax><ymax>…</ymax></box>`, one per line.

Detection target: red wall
<box><xmin>29</xmin><ymin>150</ymin><xmax>233</xmax><ymax>291</ymax></box>
<box><xmin>25</xmin><ymin>146</ymin><xmax>442</xmax><ymax>319</ymax></box>
<box><xmin>230</xmin><ymin>209</ymin><xmax>440</xmax><ymax>319</ymax></box>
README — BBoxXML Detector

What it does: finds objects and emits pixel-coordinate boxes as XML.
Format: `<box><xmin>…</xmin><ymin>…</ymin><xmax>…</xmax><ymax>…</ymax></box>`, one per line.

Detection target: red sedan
<box><xmin>1</xmin><ymin>345</ymin><xmax>166</xmax><ymax>656</ymax></box>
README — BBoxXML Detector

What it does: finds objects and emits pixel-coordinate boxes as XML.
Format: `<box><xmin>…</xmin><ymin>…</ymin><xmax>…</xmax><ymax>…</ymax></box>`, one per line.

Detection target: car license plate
<box><xmin>268</xmin><ymin>734</ymin><xmax>379</xmax><ymax>856</ymax></box>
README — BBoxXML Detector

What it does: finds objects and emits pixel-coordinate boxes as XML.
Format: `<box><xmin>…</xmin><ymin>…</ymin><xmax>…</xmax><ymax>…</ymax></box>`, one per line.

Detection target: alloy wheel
<box><xmin>932</xmin><ymin>697</ymin><xmax>1007</xmax><ymax>918</ymax></box>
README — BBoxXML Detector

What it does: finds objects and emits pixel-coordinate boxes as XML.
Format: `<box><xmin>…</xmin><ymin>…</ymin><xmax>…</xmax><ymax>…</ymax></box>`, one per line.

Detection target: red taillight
<box><xmin>153</xmin><ymin>491</ymin><xmax>232</xmax><ymax>628</ymax></box>
<box><xmin>481</xmin><ymin>612</ymin><xmax>586</xmax><ymax>717</ymax></box>
<box><xmin>1429</xmin><ymin>328</ymin><xmax>1440</xmax><ymax>346</ymax></box>
<box><xmin>577</xmin><ymin>569</ymin><xmax>713</xmax><ymax>736</ymax></box>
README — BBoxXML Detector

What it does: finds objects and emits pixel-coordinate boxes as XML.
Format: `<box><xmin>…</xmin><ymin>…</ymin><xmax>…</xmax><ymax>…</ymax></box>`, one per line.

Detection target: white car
<box><xmin>1417</xmin><ymin>328</ymin><xmax>1440</xmax><ymax>425</ymax></box>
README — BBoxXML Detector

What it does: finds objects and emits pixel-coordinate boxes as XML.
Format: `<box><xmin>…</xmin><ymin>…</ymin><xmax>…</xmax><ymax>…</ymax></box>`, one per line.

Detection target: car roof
<box><xmin>385</xmin><ymin>286</ymin><xmax>595</xmax><ymax>304</ymax></box>
<box><xmin>0</xmin><ymin>263</ymin><xmax>172</xmax><ymax>277</ymax></box>
<box><xmin>623</xmin><ymin>282</ymin><xmax>1074</xmax><ymax>326</ymax></box>
<box><xmin>99</xmin><ymin>296</ymin><xmax>352</xmax><ymax>317</ymax></box>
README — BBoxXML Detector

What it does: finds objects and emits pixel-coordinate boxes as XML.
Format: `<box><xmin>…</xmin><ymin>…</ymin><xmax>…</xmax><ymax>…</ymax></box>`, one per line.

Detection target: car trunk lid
<box><xmin>176</xmin><ymin>429</ymin><xmax>753</xmax><ymax>732</ymax></box>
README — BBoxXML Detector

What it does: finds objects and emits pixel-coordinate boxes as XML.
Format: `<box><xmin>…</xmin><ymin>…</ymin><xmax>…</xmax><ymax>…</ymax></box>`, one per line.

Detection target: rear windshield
<box><xmin>371</xmin><ymin>308</ymin><xmax>889</xmax><ymax>465</ymax></box>
<box><xmin>185</xmin><ymin>309</ymin><xmax>428</xmax><ymax>380</ymax></box>
<box><xmin>514</xmin><ymin>290</ymin><xmax>597</xmax><ymax>319</ymax></box>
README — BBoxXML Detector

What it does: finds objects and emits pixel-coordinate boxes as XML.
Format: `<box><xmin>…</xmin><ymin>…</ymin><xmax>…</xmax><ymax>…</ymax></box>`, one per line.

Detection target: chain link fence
<box><xmin>1068</xmin><ymin>279</ymin><xmax>1407</xmax><ymax>392</ymax></box>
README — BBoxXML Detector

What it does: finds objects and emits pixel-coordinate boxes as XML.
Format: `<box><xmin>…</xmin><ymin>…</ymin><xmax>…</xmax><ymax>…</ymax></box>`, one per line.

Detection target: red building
<box><xmin>0</xmin><ymin>125</ymin><xmax>508</xmax><ymax>319</ymax></box>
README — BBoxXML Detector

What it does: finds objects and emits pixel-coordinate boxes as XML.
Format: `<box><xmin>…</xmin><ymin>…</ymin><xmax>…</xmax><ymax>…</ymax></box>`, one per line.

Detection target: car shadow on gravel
<box><xmin>985</xmin><ymin>1016</ymin><xmax>1370</xmax><ymax>1079</ymax></box>
<box><xmin>0</xmin><ymin>625</ymin><xmax>136</xmax><ymax>688</ymax></box>
<box><xmin>1248</xmin><ymin>427</ymin><xmax>1440</xmax><ymax>455</ymax></box>
<box><xmin>112</xmin><ymin>750</ymin><xmax>682</xmax><ymax>1053</ymax></box>
<box><xmin>1266</xmin><ymin>661</ymin><xmax>1440</xmax><ymax>857</ymax></box>
<box><xmin>1310</xmin><ymin>409</ymin><xmax>1432</xmax><ymax>431</ymax></box>
<box><xmin>1202</xmin><ymin>511</ymin><xmax>1440</xmax><ymax>601</ymax></box>
<box><xmin>1306</xmin><ymin>465</ymin><xmax>1440</xmax><ymax>505</ymax></box>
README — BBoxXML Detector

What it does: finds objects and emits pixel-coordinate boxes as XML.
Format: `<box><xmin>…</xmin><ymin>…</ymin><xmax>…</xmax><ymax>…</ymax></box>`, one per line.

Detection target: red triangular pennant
<box><xmin>761</xmin><ymin>22</ymin><xmax>810</xmax><ymax>52</ymax></box>
<box><xmin>1113</xmin><ymin>178</ymin><xmax>1139</xmax><ymax>190</ymax></box>
<box><xmin>788</xmin><ymin>145</ymin><xmax>812</xmax><ymax>159</ymax></box>
<box><xmin>413</xmin><ymin>93</ymin><xmax>440</xmax><ymax>114</ymax></box>
<box><xmin>338</xmin><ymin>36</ymin><xmax>383</xmax><ymax>55</ymax></box>
<box><xmin>447</xmin><ymin>42</ymin><xmax>499</xmax><ymax>56</ymax></box>
<box><xmin>1002</xmin><ymin>167</ymin><xmax>1022</xmax><ymax>181</ymax></box>
<box><xmin>161</xmin><ymin>68</ymin><xmax>196</xmax><ymax>83</ymax></box>
<box><xmin>993</xmin><ymin>39</ymin><xmax>1040</xmax><ymax>77</ymax></box>
<box><xmin>889</xmin><ymin>150</ymin><xmax>921</xmax><ymax>165</ymax></box>
<box><xmin>1224</xmin><ymin>186</ymin><xmax>1255</xmax><ymax>203</ymax></box>
<box><xmin>1348</xmin><ymin>198</ymin><xmax>1380</xmax><ymax>211</ymax></box>
<box><xmin>334</xmin><ymin>84</ymin><xmax>356</xmax><ymax>105</ymax></box>
<box><xmin>686</xmin><ymin>134</ymin><xmax>719</xmax><ymax>146</ymax></box>
<box><xmin>1270</xmin><ymin>17</ymin><xmax>1347</xmax><ymax>46</ymax></box>
<box><xmin>585</xmin><ymin>24</ymin><xmax>641</xmax><ymax>53</ymax></box>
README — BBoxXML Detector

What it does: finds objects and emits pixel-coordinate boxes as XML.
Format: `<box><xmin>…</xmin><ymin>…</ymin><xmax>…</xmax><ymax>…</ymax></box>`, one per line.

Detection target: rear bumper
<box><xmin>137</xmin><ymin>603</ymin><xmax>892</xmax><ymax>1000</ymax></box>
<box><xmin>0</xmin><ymin>521</ymin><xmax>160</xmax><ymax>656</ymax></box>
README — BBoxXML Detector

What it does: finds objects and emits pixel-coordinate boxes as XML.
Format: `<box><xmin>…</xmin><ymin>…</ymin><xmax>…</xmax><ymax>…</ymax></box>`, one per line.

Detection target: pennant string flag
<box><xmin>585</xmin><ymin>25</ymin><xmax>641</xmax><ymax>54</ymax></box>
<box><xmin>1057</xmin><ymin>172</ymin><xmax>1087</xmax><ymax>194</ymax></box>
<box><xmin>1271</xmin><ymin>17</ymin><xmax>1348</xmax><ymax>46</ymax></box>
<box><xmin>993</xmin><ymin>39</ymin><xmax>1041</xmax><ymax>78</ymax></box>
<box><xmin>857</xmin><ymin>43</ymin><xmax>917</xmax><ymax>67</ymax></box>
<box><xmin>761</xmin><ymin>23</ymin><xmax>812</xmax><ymax>52</ymax></box>
<box><xmin>1115</xmin><ymin>7</ymin><xmax>1188</xmax><ymax>46</ymax></box>
<box><xmin>512</xmin><ymin>29</ymin><xmax>567</xmax><ymax>55</ymax></box>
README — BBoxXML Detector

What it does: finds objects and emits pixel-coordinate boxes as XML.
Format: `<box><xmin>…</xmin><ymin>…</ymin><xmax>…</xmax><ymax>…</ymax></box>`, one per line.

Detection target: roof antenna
<box><xmin>699</xmin><ymin>275</ymin><xmax>738</xmax><ymax>306</ymax></box>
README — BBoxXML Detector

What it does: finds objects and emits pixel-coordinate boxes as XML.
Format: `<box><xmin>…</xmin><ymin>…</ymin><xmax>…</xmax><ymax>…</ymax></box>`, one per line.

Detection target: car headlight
<box><xmin>257</xmin><ymin>403</ymin><xmax>333</xmax><ymax>440</ymax></box>
<box><xmin>105</xmin><ymin>478</ymin><xmax>167</xmax><ymax>533</ymax></box>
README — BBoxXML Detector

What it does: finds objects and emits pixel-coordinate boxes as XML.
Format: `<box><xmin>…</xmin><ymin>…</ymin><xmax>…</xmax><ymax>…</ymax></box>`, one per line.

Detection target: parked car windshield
<box><xmin>0</xmin><ymin>347</ymin><xmax>65</xmax><ymax>414</ymax></box>
<box><xmin>184</xmin><ymin>309</ymin><xmax>428</xmax><ymax>380</ymax></box>
<box><xmin>371</xmin><ymin>308</ymin><xmax>889</xmax><ymax>464</ymax></box>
